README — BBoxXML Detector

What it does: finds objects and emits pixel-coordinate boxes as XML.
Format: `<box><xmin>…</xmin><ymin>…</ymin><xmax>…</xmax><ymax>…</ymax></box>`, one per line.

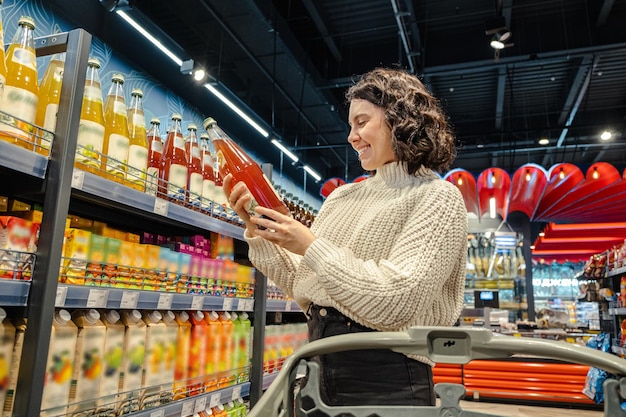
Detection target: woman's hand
<box><xmin>250</xmin><ymin>206</ymin><xmax>316</xmax><ymax>256</ymax></box>
<box><xmin>223</xmin><ymin>174</ymin><xmax>258</xmax><ymax>235</ymax></box>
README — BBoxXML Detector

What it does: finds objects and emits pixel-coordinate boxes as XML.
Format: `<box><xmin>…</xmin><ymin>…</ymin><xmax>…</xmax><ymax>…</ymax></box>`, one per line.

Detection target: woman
<box><xmin>224</xmin><ymin>67</ymin><xmax>468</xmax><ymax>407</ymax></box>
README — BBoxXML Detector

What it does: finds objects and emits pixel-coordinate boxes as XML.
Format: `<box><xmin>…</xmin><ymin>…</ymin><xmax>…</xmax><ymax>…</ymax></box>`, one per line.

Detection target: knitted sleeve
<box><xmin>302</xmin><ymin>183</ymin><xmax>468</xmax><ymax>331</ymax></box>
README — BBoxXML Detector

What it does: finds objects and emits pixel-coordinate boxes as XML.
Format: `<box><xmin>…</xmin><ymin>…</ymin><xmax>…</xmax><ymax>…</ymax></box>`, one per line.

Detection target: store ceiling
<box><xmin>64</xmin><ymin>0</ymin><xmax>626</xmax><ymax>188</ymax></box>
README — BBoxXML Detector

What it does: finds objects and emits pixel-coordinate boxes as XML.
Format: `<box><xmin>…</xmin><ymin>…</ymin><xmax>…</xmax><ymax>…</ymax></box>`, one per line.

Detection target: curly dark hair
<box><xmin>345</xmin><ymin>67</ymin><xmax>457</xmax><ymax>174</ymax></box>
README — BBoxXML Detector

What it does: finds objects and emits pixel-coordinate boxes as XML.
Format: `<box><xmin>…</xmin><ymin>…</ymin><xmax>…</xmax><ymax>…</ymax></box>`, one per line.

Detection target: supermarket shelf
<box><xmin>0</xmin><ymin>280</ymin><xmax>31</xmax><ymax>306</ymax></box>
<box><xmin>265</xmin><ymin>299</ymin><xmax>302</xmax><ymax>313</ymax></box>
<box><xmin>262</xmin><ymin>373</ymin><xmax>279</xmax><ymax>391</ymax></box>
<box><xmin>0</xmin><ymin>140</ymin><xmax>48</xmax><ymax>178</ymax></box>
<box><xmin>607</xmin><ymin>266</ymin><xmax>626</xmax><ymax>278</ymax></box>
<box><xmin>56</xmin><ymin>284</ymin><xmax>255</xmax><ymax>311</ymax></box>
<box><xmin>608</xmin><ymin>307</ymin><xmax>626</xmax><ymax>316</ymax></box>
<box><xmin>126</xmin><ymin>383</ymin><xmax>249</xmax><ymax>417</ymax></box>
<box><xmin>71</xmin><ymin>169</ymin><xmax>244</xmax><ymax>240</ymax></box>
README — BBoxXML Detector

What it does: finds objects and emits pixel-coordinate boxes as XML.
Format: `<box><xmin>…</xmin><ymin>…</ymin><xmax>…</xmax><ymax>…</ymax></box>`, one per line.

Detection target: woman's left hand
<box><xmin>251</xmin><ymin>206</ymin><xmax>316</xmax><ymax>256</ymax></box>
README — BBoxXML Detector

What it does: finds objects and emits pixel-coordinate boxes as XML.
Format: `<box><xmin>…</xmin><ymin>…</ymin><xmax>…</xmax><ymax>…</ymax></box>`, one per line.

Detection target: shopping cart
<box><xmin>247</xmin><ymin>326</ymin><xmax>626</xmax><ymax>417</ymax></box>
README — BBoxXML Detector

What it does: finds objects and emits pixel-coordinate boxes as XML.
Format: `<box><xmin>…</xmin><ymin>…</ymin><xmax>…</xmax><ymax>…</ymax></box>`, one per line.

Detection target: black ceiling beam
<box><xmin>301</xmin><ymin>0</ymin><xmax>342</xmax><ymax>62</ymax></box>
<box><xmin>596</xmin><ymin>0</ymin><xmax>615</xmax><ymax>27</ymax></box>
<box><xmin>494</xmin><ymin>66</ymin><xmax>507</xmax><ymax>130</ymax></box>
<box><xmin>390</xmin><ymin>0</ymin><xmax>416</xmax><ymax>73</ymax></box>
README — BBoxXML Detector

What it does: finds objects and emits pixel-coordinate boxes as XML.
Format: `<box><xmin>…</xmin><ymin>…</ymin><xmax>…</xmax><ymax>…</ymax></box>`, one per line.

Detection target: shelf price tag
<box><xmin>232</xmin><ymin>385</ymin><xmax>242</xmax><ymax>400</ymax></box>
<box><xmin>191</xmin><ymin>296</ymin><xmax>204</xmax><ymax>310</ymax></box>
<box><xmin>209</xmin><ymin>392</ymin><xmax>221</xmax><ymax>409</ymax></box>
<box><xmin>149</xmin><ymin>410</ymin><xmax>165</xmax><ymax>417</ymax></box>
<box><xmin>153</xmin><ymin>198</ymin><xmax>169</xmax><ymax>216</ymax></box>
<box><xmin>237</xmin><ymin>298</ymin><xmax>247</xmax><ymax>311</ymax></box>
<box><xmin>55</xmin><ymin>286</ymin><xmax>68</xmax><ymax>307</ymax></box>
<box><xmin>193</xmin><ymin>396</ymin><xmax>207</xmax><ymax>414</ymax></box>
<box><xmin>246</xmin><ymin>299</ymin><xmax>255</xmax><ymax>311</ymax></box>
<box><xmin>157</xmin><ymin>293</ymin><xmax>174</xmax><ymax>310</ymax></box>
<box><xmin>71</xmin><ymin>168</ymin><xmax>85</xmax><ymax>190</ymax></box>
<box><xmin>86</xmin><ymin>289</ymin><xmax>109</xmax><ymax>308</ymax></box>
<box><xmin>120</xmin><ymin>291</ymin><xmax>139</xmax><ymax>309</ymax></box>
<box><xmin>180</xmin><ymin>401</ymin><xmax>194</xmax><ymax>417</ymax></box>
<box><xmin>222</xmin><ymin>297</ymin><xmax>234</xmax><ymax>311</ymax></box>
<box><xmin>285</xmin><ymin>301</ymin><xmax>292</xmax><ymax>311</ymax></box>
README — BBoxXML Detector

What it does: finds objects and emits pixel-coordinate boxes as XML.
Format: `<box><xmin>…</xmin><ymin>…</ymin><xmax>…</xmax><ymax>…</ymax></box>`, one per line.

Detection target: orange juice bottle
<box><xmin>0</xmin><ymin>4</ymin><xmax>7</xmax><ymax>102</ymax></box>
<box><xmin>145</xmin><ymin>117</ymin><xmax>163</xmax><ymax>196</ymax></box>
<box><xmin>75</xmin><ymin>57</ymin><xmax>105</xmax><ymax>174</ymax></box>
<box><xmin>118</xmin><ymin>309</ymin><xmax>146</xmax><ymax>414</ymax></box>
<box><xmin>188</xmin><ymin>310</ymin><xmax>207</xmax><ymax>396</ymax></box>
<box><xmin>101</xmin><ymin>73</ymin><xmax>130</xmax><ymax>183</ymax></box>
<box><xmin>69</xmin><ymin>309</ymin><xmax>106</xmax><ymax>414</ymax></box>
<box><xmin>159</xmin><ymin>113</ymin><xmax>187</xmax><ymax>202</ymax></box>
<box><xmin>185</xmin><ymin>123</ymin><xmax>203</xmax><ymax>208</ymax></box>
<box><xmin>41</xmin><ymin>309</ymin><xmax>78</xmax><ymax>417</ymax></box>
<box><xmin>217</xmin><ymin>311</ymin><xmax>234</xmax><ymax>388</ymax></box>
<box><xmin>126</xmin><ymin>88</ymin><xmax>148</xmax><ymax>191</ymax></box>
<box><xmin>34</xmin><ymin>53</ymin><xmax>64</xmax><ymax>155</ymax></box>
<box><xmin>0</xmin><ymin>16</ymin><xmax>39</xmax><ymax>150</ymax></box>
<box><xmin>199</xmin><ymin>132</ymin><xmax>217</xmax><ymax>211</ymax></box>
<box><xmin>141</xmin><ymin>310</ymin><xmax>166</xmax><ymax>408</ymax></box>
<box><xmin>160</xmin><ymin>310</ymin><xmax>178</xmax><ymax>403</ymax></box>
<box><xmin>212</xmin><ymin>404</ymin><xmax>228</xmax><ymax>417</ymax></box>
<box><xmin>173</xmin><ymin>311</ymin><xmax>191</xmax><ymax>399</ymax></box>
<box><xmin>203</xmin><ymin>117</ymin><xmax>289</xmax><ymax>216</ymax></box>
<box><xmin>233</xmin><ymin>311</ymin><xmax>251</xmax><ymax>383</ymax></box>
<box><xmin>204</xmin><ymin>310</ymin><xmax>221</xmax><ymax>392</ymax></box>
<box><xmin>98</xmin><ymin>310</ymin><xmax>125</xmax><ymax>408</ymax></box>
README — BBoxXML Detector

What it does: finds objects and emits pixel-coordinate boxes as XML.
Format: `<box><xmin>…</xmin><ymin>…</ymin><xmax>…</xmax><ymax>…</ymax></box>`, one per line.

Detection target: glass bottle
<box><xmin>74</xmin><ymin>57</ymin><xmax>105</xmax><ymax>175</ymax></box>
<box><xmin>199</xmin><ymin>132</ymin><xmax>216</xmax><ymax>212</ymax></box>
<box><xmin>159</xmin><ymin>113</ymin><xmax>187</xmax><ymax>202</ymax></box>
<box><xmin>145</xmin><ymin>117</ymin><xmax>163</xmax><ymax>196</ymax></box>
<box><xmin>184</xmin><ymin>123</ymin><xmax>203</xmax><ymax>208</ymax></box>
<box><xmin>0</xmin><ymin>1</ymin><xmax>7</xmax><ymax>101</ymax></box>
<box><xmin>202</xmin><ymin>117</ymin><xmax>289</xmax><ymax>216</ymax></box>
<box><xmin>34</xmin><ymin>53</ymin><xmax>65</xmax><ymax>155</ymax></box>
<box><xmin>101</xmin><ymin>73</ymin><xmax>130</xmax><ymax>183</ymax></box>
<box><xmin>126</xmin><ymin>88</ymin><xmax>148</xmax><ymax>191</ymax></box>
<box><xmin>0</xmin><ymin>16</ymin><xmax>39</xmax><ymax>150</ymax></box>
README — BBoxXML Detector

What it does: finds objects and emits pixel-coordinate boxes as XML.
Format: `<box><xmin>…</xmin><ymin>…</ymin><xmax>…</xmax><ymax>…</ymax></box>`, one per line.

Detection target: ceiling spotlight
<box><xmin>538</xmin><ymin>137</ymin><xmax>550</xmax><ymax>145</ymax></box>
<box><xmin>490</xmin><ymin>32</ymin><xmax>512</xmax><ymax>49</ymax></box>
<box><xmin>601</xmin><ymin>130</ymin><xmax>612</xmax><ymax>140</ymax></box>
<box><xmin>193</xmin><ymin>68</ymin><xmax>206</xmax><ymax>82</ymax></box>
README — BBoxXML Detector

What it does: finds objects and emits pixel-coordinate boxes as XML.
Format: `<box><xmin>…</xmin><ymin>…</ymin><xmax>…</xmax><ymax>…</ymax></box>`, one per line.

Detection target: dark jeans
<box><xmin>306</xmin><ymin>304</ymin><xmax>435</xmax><ymax>407</ymax></box>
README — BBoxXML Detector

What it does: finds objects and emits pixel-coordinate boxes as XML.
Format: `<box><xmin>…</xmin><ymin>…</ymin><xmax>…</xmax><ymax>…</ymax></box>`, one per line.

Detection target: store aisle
<box><xmin>457</xmin><ymin>400</ymin><xmax>603</xmax><ymax>416</ymax></box>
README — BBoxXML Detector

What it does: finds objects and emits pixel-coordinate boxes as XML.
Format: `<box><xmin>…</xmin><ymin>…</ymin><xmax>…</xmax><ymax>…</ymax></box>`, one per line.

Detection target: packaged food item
<box><xmin>0</xmin><ymin>216</ymin><xmax>36</xmax><ymax>280</ymax></box>
<box><xmin>98</xmin><ymin>310</ymin><xmax>124</xmax><ymax>412</ymax></box>
<box><xmin>61</xmin><ymin>228</ymin><xmax>91</xmax><ymax>285</ymax></box>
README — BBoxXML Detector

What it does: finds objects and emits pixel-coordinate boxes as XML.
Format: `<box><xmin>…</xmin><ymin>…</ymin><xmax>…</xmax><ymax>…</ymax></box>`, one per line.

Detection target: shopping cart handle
<box><xmin>248</xmin><ymin>326</ymin><xmax>626</xmax><ymax>417</ymax></box>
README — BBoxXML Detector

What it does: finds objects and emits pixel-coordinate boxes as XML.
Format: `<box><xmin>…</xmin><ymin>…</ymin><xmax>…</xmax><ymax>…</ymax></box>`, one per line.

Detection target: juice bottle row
<box><xmin>0</xmin><ymin>307</ymin><xmax>253</xmax><ymax>417</ymax></box>
<box><xmin>262</xmin><ymin>324</ymin><xmax>308</xmax><ymax>376</ymax></box>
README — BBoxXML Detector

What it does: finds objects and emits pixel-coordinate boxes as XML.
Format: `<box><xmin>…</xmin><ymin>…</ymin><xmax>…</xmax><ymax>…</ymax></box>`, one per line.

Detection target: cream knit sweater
<box><xmin>245</xmin><ymin>162</ymin><xmax>468</xmax><ymax>363</ymax></box>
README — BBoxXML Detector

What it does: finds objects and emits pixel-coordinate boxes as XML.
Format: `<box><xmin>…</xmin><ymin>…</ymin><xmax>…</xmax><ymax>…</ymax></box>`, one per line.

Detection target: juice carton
<box><xmin>98</xmin><ymin>310</ymin><xmax>125</xmax><ymax>412</ymax></box>
<box><xmin>233</xmin><ymin>312</ymin><xmax>251</xmax><ymax>383</ymax></box>
<box><xmin>116</xmin><ymin>240</ymin><xmax>135</xmax><ymax>288</ymax></box>
<box><xmin>61</xmin><ymin>228</ymin><xmax>92</xmax><ymax>285</ymax></box>
<box><xmin>129</xmin><ymin>243</ymin><xmax>147</xmax><ymax>289</ymax></box>
<box><xmin>189</xmin><ymin>253</ymin><xmax>203</xmax><ymax>294</ymax></box>
<box><xmin>41</xmin><ymin>309</ymin><xmax>78</xmax><ymax>417</ymax></box>
<box><xmin>188</xmin><ymin>310</ymin><xmax>207</xmax><ymax>396</ymax></box>
<box><xmin>102</xmin><ymin>237</ymin><xmax>122</xmax><ymax>287</ymax></box>
<box><xmin>212</xmin><ymin>404</ymin><xmax>228</xmax><ymax>417</ymax></box>
<box><xmin>165</xmin><ymin>249</ymin><xmax>180</xmax><ymax>293</ymax></box>
<box><xmin>118</xmin><ymin>310</ymin><xmax>146</xmax><ymax>414</ymax></box>
<box><xmin>218</xmin><ymin>311</ymin><xmax>235</xmax><ymax>388</ymax></box>
<box><xmin>86</xmin><ymin>234</ymin><xmax>106</xmax><ymax>286</ymax></box>
<box><xmin>159</xmin><ymin>310</ymin><xmax>178</xmax><ymax>404</ymax></box>
<box><xmin>3</xmin><ymin>317</ymin><xmax>26</xmax><ymax>417</ymax></box>
<box><xmin>0</xmin><ymin>308</ymin><xmax>15</xmax><ymax>413</ymax></box>
<box><xmin>173</xmin><ymin>311</ymin><xmax>191</xmax><ymax>399</ymax></box>
<box><xmin>68</xmin><ymin>309</ymin><xmax>107</xmax><ymax>414</ymax></box>
<box><xmin>204</xmin><ymin>311</ymin><xmax>221</xmax><ymax>392</ymax></box>
<box><xmin>158</xmin><ymin>246</ymin><xmax>171</xmax><ymax>292</ymax></box>
<box><xmin>143</xmin><ymin>244</ymin><xmax>161</xmax><ymax>291</ymax></box>
<box><xmin>141</xmin><ymin>310</ymin><xmax>167</xmax><ymax>409</ymax></box>
<box><xmin>0</xmin><ymin>216</ymin><xmax>35</xmax><ymax>280</ymax></box>
<box><xmin>176</xmin><ymin>251</ymin><xmax>191</xmax><ymax>293</ymax></box>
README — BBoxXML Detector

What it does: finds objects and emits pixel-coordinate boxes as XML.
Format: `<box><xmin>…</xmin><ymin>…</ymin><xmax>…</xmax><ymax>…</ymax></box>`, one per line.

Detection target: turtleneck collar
<box><xmin>368</xmin><ymin>162</ymin><xmax>438</xmax><ymax>188</ymax></box>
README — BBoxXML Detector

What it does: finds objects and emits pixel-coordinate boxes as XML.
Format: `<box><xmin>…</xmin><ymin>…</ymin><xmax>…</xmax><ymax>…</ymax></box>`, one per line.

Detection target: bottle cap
<box><xmin>162</xmin><ymin>310</ymin><xmax>175</xmax><ymax>322</ymax></box>
<box><xmin>129</xmin><ymin>309</ymin><xmax>142</xmax><ymax>323</ymax></box>
<box><xmin>18</xmin><ymin>16</ymin><xmax>36</xmax><ymax>30</ymax></box>
<box><xmin>86</xmin><ymin>309</ymin><xmax>100</xmax><ymax>323</ymax></box>
<box><xmin>202</xmin><ymin>117</ymin><xmax>217</xmax><ymax>129</ymax></box>
<box><xmin>230</xmin><ymin>312</ymin><xmax>238</xmax><ymax>321</ymax></box>
<box><xmin>193</xmin><ymin>310</ymin><xmax>204</xmax><ymax>321</ymax></box>
<box><xmin>200</xmin><ymin>133</ymin><xmax>209</xmax><ymax>139</ymax></box>
<box><xmin>187</xmin><ymin>123</ymin><xmax>197</xmax><ymax>131</ymax></box>
<box><xmin>104</xmin><ymin>310</ymin><xmax>121</xmax><ymax>323</ymax></box>
<box><xmin>131</xmin><ymin>88</ymin><xmax>143</xmax><ymax>97</ymax></box>
<box><xmin>171</xmin><ymin>113</ymin><xmax>182</xmax><ymax>121</ymax></box>
<box><xmin>112</xmin><ymin>73</ymin><xmax>125</xmax><ymax>83</ymax></box>
<box><xmin>0</xmin><ymin>307</ymin><xmax>6</xmax><ymax>323</ymax></box>
<box><xmin>150</xmin><ymin>117</ymin><xmax>161</xmax><ymax>125</ymax></box>
<box><xmin>240</xmin><ymin>311</ymin><xmax>248</xmax><ymax>320</ymax></box>
<box><xmin>207</xmin><ymin>311</ymin><xmax>219</xmax><ymax>321</ymax></box>
<box><xmin>87</xmin><ymin>57</ymin><xmax>101</xmax><ymax>68</ymax></box>
<box><xmin>148</xmin><ymin>310</ymin><xmax>163</xmax><ymax>322</ymax></box>
<box><xmin>177</xmin><ymin>311</ymin><xmax>189</xmax><ymax>322</ymax></box>
<box><xmin>56</xmin><ymin>309</ymin><xmax>71</xmax><ymax>325</ymax></box>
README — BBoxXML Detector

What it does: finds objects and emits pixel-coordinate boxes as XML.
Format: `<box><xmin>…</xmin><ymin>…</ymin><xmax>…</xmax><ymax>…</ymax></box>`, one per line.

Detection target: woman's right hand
<box><xmin>223</xmin><ymin>174</ymin><xmax>258</xmax><ymax>236</ymax></box>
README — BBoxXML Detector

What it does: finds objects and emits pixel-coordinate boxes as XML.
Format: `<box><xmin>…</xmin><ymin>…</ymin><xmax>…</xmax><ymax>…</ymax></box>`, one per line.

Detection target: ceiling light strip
<box><xmin>204</xmin><ymin>84</ymin><xmax>269</xmax><ymax>138</ymax></box>
<box><xmin>303</xmin><ymin>165</ymin><xmax>322</xmax><ymax>182</ymax></box>
<box><xmin>271</xmin><ymin>139</ymin><xmax>299</xmax><ymax>162</ymax></box>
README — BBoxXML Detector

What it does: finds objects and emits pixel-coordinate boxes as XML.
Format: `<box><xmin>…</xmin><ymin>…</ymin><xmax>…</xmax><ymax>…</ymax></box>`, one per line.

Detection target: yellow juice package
<box><xmin>101</xmin><ymin>237</ymin><xmax>122</xmax><ymax>287</ymax></box>
<box><xmin>115</xmin><ymin>240</ymin><xmax>135</xmax><ymax>288</ymax></box>
<box><xmin>61</xmin><ymin>228</ymin><xmax>92</xmax><ymax>285</ymax></box>
<box><xmin>129</xmin><ymin>243</ymin><xmax>147</xmax><ymax>290</ymax></box>
<box><xmin>142</xmin><ymin>244</ymin><xmax>161</xmax><ymax>291</ymax></box>
<box><xmin>86</xmin><ymin>234</ymin><xmax>106</xmax><ymax>286</ymax></box>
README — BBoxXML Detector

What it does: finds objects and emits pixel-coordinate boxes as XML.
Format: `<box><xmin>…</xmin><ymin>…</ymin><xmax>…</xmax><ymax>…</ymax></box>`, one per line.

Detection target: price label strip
<box><xmin>232</xmin><ymin>385</ymin><xmax>242</xmax><ymax>400</ymax></box>
<box><xmin>180</xmin><ymin>401</ymin><xmax>194</xmax><ymax>417</ymax></box>
<box><xmin>191</xmin><ymin>295</ymin><xmax>204</xmax><ymax>310</ymax></box>
<box><xmin>86</xmin><ymin>289</ymin><xmax>109</xmax><ymax>308</ymax></box>
<box><xmin>120</xmin><ymin>291</ymin><xmax>139</xmax><ymax>309</ymax></box>
<box><xmin>55</xmin><ymin>286</ymin><xmax>68</xmax><ymax>306</ymax></box>
<box><xmin>209</xmin><ymin>392</ymin><xmax>221</xmax><ymax>409</ymax></box>
<box><xmin>157</xmin><ymin>293</ymin><xmax>174</xmax><ymax>310</ymax></box>
<box><xmin>153</xmin><ymin>198</ymin><xmax>169</xmax><ymax>216</ymax></box>
<box><xmin>222</xmin><ymin>297</ymin><xmax>234</xmax><ymax>311</ymax></box>
<box><xmin>71</xmin><ymin>168</ymin><xmax>85</xmax><ymax>190</ymax></box>
<box><xmin>193</xmin><ymin>396</ymin><xmax>207</xmax><ymax>414</ymax></box>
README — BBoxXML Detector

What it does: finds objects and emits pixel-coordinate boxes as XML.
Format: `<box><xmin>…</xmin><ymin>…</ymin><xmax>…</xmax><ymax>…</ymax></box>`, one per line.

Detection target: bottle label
<box><xmin>0</xmin><ymin>85</ymin><xmax>38</xmax><ymax>140</ymax></box>
<box><xmin>43</xmin><ymin>103</ymin><xmax>58</xmax><ymax>132</ymax></box>
<box><xmin>191</xmin><ymin>146</ymin><xmax>201</xmax><ymax>159</ymax></box>
<box><xmin>189</xmin><ymin>172</ymin><xmax>203</xmax><ymax>207</ymax></box>
<box><xmin>105</xmin><ymin>133</ymin><xmax>130</xmax><ymax>177</ymax></box>
<box><xmin>84</xmin><ymin>85</ymin><xmax>103</xmax><ymax>102</ymax></box>
<box><xmin>113</xmin><ymin>99</ymin><xmax>126</xmax><ymax>115</ymax></box>
<box><xmin>127</xmin><ymin>144</ymin><xmax>148</xmax><ymax>184</ymax></box>
<box><xmin>167</xmin><ymin>163</ymin><xmax>188</xmax><ymax>200</ymax></box>
<box><xmin>145</xmin><ymin>167</ymin><xmax>159</xmax><ymax>195</ymax></box>
<box><xmin>10</xmin><ymin>47</ymin><xmax>36</xmax><ymax>72</ymax></box>
<box><xmin>76</xmin><ymin>119</ymin><xmax>105</xmax><ymax>168</ymax></box>
<box><xmin>174</xmin><ymin>135</ymin><xmax>185</xmax><ymax>150</ymax></box>
<box><xmin>151</xmin><ymin>140</ymin><xmax>163</xmax><ymax>153</ymax></box>
<box><xmin>201</xmin><ymin>179</ymin><xmax>216</xmax><ymax>209</ymax></box>
<box><xmin>131</xmin><ymin>112</ymin><xmax>145</xmax><ymax>129</ymax></box>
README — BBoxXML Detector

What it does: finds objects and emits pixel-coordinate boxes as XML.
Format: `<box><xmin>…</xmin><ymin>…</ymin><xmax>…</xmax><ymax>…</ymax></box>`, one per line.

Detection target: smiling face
<box><xmin>347</xmin><ymin>99</ymin><xmax>396</xmax><ymax>171</ymax></box>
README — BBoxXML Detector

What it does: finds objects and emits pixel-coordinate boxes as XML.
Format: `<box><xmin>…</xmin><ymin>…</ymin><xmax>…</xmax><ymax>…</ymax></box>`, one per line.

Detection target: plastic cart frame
<box><xmin>248</xmin><ymin>327</ymin><xmax>626</xmax><ymax>417</ymax></box>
